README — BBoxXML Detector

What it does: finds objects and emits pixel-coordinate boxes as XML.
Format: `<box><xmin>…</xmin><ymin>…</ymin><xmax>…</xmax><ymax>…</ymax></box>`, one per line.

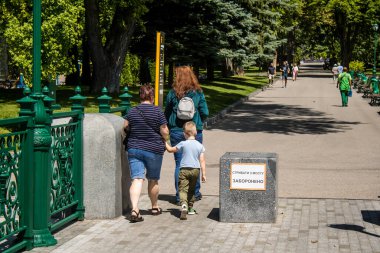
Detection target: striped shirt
<box><xmin>125</xmin><ymin>103</ymin><xmax>167</xmax><ymax>155</ymax></box>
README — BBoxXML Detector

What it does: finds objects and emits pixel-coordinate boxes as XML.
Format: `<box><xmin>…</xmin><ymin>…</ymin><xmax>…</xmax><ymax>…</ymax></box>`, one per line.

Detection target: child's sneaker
<box><xmin>180</xmin><ymin>204</ymin><xmax>187</xmax><ymax>220</ymax></box>
<box><xmin>188</xmin><ymin>207</ymin><xmax>197</xmax><ymax>215</ymax></box>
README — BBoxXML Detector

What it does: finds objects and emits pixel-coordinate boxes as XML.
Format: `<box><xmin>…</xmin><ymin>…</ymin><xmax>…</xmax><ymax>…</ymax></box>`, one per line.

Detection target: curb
<box><xmin>203</xmin><ymin>82</ymin><xmax>275</xmax><ymax>128</ymax></box>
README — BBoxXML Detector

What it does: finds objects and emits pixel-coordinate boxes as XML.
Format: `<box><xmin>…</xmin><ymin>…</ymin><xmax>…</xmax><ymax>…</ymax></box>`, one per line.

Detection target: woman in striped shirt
<box><xmin>124</xmin><ymin>85</ymin><xmax>169</xmax><ymax>222</ymax></box>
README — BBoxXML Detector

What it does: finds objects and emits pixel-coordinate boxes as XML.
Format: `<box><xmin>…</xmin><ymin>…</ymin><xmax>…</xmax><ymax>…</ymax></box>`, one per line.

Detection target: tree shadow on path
<box><xmin>208</xmin><ymin>102</ymin><xmax>361</xmax><ymax>135</ymax></box>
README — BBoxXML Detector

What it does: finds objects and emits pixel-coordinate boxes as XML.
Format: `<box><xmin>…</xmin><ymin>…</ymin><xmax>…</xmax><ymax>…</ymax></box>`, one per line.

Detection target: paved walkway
<box><xmin>33</xmin><ymin>63</ymin><xmax>380</xmax><ymax>252</ymax></box>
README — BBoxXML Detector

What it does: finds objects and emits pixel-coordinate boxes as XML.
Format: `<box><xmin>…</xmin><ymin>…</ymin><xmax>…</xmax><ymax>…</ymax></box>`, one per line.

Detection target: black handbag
<box><xmin>123</xmin><ymin>125</ymin><xmax>130</xmax><ymax>147</ymax></box>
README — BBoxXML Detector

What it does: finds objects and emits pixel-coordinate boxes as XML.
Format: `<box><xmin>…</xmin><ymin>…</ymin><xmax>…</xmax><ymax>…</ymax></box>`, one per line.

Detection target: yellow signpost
<box><xmin>154</xmin><ymin>32</ymin><xmax>165</xmax><ymax>107</ymax></box>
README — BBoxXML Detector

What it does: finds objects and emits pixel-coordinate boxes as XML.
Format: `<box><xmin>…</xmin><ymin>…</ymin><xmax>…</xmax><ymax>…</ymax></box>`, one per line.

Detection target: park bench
<box><xmin>353</xmin><ymin>73</ymin><xmax>365</xmax><ymax>89</ymax></box>
<box><xmin>368</xmin><ymin>78</ymin><xmax>380</xmax><ymax>106</ymax></box>
<box><xmin>357</xmin><ymin>77</ymin><xmax>371</xmax><ymax>97</ymax></box>
<box><xmin>369</xmin><ymin>93</ymin><xmax>380</xmax><ymax>106</ymax></box>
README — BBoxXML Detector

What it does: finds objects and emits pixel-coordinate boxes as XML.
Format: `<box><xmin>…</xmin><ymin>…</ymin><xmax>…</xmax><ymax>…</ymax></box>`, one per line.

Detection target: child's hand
<box><xmin>202</xmin><ymin>175</ymin><xmax>206</xmax><ymax>183</ymax></box>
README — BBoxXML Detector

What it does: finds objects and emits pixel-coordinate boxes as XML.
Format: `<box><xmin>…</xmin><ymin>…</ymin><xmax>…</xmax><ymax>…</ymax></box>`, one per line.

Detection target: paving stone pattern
<box><xmin>32</xmin><ymin>195</ymin><xmax>380</xmax><ymax>253</ymax></box>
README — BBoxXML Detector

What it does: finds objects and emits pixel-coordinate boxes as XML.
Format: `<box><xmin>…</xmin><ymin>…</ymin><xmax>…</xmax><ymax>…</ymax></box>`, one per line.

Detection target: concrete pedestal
<box><xmin>83</xmin><ymin>114</ymin><xmax>130</xmax><ymax>219</ymax></box>
<box><xmin>219</xmin><ymin>152</ymin><xmax>278</xmax><ymax>223</ymax></box>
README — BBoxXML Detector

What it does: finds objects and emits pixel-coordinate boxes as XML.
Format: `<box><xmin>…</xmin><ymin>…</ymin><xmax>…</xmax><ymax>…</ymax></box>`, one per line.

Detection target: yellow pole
<box><xmin>154</xmin><ymin>32</ymin><xmax>161</xmax><ymax>106</ymax></box>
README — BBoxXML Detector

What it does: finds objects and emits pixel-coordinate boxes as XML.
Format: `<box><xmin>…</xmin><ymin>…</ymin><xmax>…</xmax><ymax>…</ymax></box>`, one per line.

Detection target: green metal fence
<box><xmin>0</xmin><ymin>85</ymin><xmax>131</xmax><ymax>252</ymax></box>
<box><xmin>0</xmin><ymin>0</ymin><xmax>131</xmax><ymax>250</ymax></box>
<box><xmin>0</xmin><ymin>117</ymin><xmax>31</xmax><ymax>252</ymax></box>
<box><xmin>49</xmin><ymin>113</ymin><xmax>84</xmax><ymax>232</ymax></box>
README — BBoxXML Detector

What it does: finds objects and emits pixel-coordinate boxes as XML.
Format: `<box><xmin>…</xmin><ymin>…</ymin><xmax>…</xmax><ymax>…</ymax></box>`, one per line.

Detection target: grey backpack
<box><xmin>177</xmin><ymin>96</ymin><xmax>195</xmax><ymax>120</ymax></box>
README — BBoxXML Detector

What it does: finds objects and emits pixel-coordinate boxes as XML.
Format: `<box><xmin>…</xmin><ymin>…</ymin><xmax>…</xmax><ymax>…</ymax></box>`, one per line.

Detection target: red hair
<box><xmin>173</xmin><ymin>66</ymin><xmax>202</xmax><ymax>98</ymax></box>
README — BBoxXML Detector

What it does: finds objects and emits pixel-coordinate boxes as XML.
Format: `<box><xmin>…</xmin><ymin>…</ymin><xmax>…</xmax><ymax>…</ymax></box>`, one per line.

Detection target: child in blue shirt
<box><xmin>165</xmin><ymin>121</ymin><xmax>206</xmax><ymax>220</ymax></box>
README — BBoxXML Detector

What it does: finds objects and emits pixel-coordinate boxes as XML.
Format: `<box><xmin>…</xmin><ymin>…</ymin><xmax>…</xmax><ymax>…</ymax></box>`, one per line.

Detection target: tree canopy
<box><xmin>0</xmin><ymin>0</ymin><xmax>379</xmax><ymax>91</ymax></box>
<box><xmin>296</xmin><ymin>0</ymin><xmax>380</xmax><ymax>66</ymax></box>
<box><xmin>0</xmin><ymin>0</ymin><xmax>84</xmax><ymax>84</ymax></box>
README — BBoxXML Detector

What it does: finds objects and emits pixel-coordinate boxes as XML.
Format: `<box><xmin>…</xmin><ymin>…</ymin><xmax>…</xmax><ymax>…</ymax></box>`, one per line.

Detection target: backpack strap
<box><xmin>135</xmin><ymin>107</ymin><xmax>160</xmax><ymax>135</ymax></box>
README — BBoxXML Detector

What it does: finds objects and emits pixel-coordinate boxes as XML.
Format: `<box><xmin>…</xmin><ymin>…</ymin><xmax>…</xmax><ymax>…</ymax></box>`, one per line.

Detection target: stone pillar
<box><xmin>83</xmin><ymin>114</ymin><xmax>130</xmax><ymax>219</ymax></box>
<box><xmin>220</xmin><ymin>152</ymin><xmax>278</xmax><ymax>223</ymax></box>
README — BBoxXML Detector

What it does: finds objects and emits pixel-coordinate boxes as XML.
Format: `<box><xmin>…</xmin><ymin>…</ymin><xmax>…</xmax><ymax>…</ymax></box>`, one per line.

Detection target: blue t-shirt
<box><xmin>176</xmin><ymin>139</ymin><xmax>205</xmax><ymax>169</ymax></box>
<box><xmin>125</xmin><ymin>103</ymin><xmax>167</xmax><ymax>155</ymax></box>
<box><xmin>282</xmin><ymin>65</ymin><xmax>289</xmax><ymax>77</ymax></box>
<box><xmin>337</xmin><ymin>66</ymin><xmax>343</xmax><ymax>73</ymax></box>
<box><xmin>268</xmin><ymin>66</ymin><xmax>275</xmax><ymax>75</ymax></box>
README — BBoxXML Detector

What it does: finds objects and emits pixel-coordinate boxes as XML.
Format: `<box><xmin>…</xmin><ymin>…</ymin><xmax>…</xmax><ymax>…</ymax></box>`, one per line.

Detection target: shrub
<box><xmin>349</xmin><ymin>60</ymin><xmax>365</xmax><ymax>72</ymax></box>
<box><xmin>120</xmin><ymin>53</ymin><xmax>141</xmax><ymax>86</ymax></box>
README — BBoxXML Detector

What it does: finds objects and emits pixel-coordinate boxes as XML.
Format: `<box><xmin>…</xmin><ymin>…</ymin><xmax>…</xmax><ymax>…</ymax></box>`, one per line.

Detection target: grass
<box><xmin>201</xmin><ymin>69</ymin><xmax>267</xmax><ymax>115</ymax></box>
<box><xmin>0</xmin><ymin>86</ymin><xmax>139</xmax><ymax>119</ymax></box>
<box><xmin>0</xmin><ymin>68</ymin><xmax>267</xmax><ymax>133</ymax></box>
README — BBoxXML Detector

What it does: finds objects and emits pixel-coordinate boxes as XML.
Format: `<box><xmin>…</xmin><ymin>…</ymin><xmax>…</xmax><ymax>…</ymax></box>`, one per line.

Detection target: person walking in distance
<box><xmin>165</xmin><ymin>121</ymin><xmax>206</xmax><ymax>220</ymax></box>
<box><xmin>336</xmin><ymin>67</ymin><xmax>352</xmax><ymax>107</ymax></box>
<box><xmin>292</xmin><ymin>64</ymin><xmax>299</xmax><ymax>81</ymax></box>
<box><xmin>164</xmin><ymin>66</ymin><xmax>209</xmax><ymax>205</ymax></box>
<box><xmin>332</xmin><ymin>64</ymin><xmax>339</xmax><ymax>81</ymax></box>
<box><xmin>281</xmin><ymin>61</ymin><xmax>290</xmax><ymax>88</ymax></box>
<box><xmin>267</xmin><ymin>63</ymin><xmax>275</xmax><ymax>86</ymax></box>
<box><xmin>337</xmin><ymin>63</ymin><xmax>343</xmax><ymax>74</ymax></box>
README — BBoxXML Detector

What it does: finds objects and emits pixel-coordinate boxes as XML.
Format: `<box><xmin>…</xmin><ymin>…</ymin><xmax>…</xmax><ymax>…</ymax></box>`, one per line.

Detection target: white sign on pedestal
<box><xmin>230</xmin><ymin>163</ymin><xmax>266</xmax><ymax>190</ymax></box>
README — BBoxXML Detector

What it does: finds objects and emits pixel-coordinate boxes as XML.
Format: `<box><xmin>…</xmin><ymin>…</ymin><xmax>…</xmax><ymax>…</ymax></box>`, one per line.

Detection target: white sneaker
<box><xmin>180</xmin><ymin>204</ymin><xmax>187</xmax><ymax>220</ymax></box>
<box><xmin>188</xmin><ymin>207</ymin><xmax>197</xmax><ymax>215</ymax></box>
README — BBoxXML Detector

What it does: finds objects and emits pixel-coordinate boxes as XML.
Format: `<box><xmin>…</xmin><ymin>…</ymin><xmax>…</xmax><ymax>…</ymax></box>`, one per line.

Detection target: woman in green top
<box><xmin>164</xmin><ymin>66</ymin><xmax>209</xmax><ymax>205</ymax></box>
<box><xmin>336</xmin><ymin>67</ymin><xmax>352</xmax><ymax>107</ymax></box>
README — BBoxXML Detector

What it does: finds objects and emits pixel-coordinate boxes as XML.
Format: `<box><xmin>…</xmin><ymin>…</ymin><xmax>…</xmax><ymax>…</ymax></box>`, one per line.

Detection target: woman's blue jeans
<box><xmin>170</xmin><ymin>130</ymin><xmax>203</xmax><ymax>202</ymax></box>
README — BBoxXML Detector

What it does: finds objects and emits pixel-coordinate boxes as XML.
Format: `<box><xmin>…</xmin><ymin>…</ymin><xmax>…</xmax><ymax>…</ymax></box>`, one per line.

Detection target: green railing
<box><xmin>0</xmin><ymin>117</ymin><xmax>32</xmax><ymax>253</ymax></box>
<box><xmin>0</xmin><ymin>85</ymin><xmax>132</xmax><ymax>252</ymax></box>
<box><xmin>49</xmin><ymin>115</ymin><xmax>83</xmax><ymax>232</ymax></box>
<box><xmin>97</xmin><ymin>86</ymin><xmax>132</xmax><ymax>117</ymax></box>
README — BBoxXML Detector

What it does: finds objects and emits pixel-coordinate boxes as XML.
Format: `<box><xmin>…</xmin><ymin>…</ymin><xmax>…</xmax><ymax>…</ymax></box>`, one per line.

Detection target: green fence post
<box><xmin>98</xmin><ymin>87</ymin><xmax>112</xmax><ymax>113</ymax></box>
<box><xmin>42</xmin><ymin>86</ymin><xmax>55</xmax><ymax>118</ymax></box>
<box><xmin>29</xmin><ymin>92</ymin><xmax>57</xmax><ymax>247</ymax></box>
<box><xmin>17</xmin><ymin>87</ymin><xmax>36</xmax><ymax>117</ymax></box>
<box><xmin>29</xmin><ymin>0</ymin><xmax>57</xmax><ymax>247</ymax></box>
<box><xmin>17</xmin><ymin>87</ymin><xmax>37</xmax><ymax>250</ymax></box>
<box><xmin>119</xmin><ymin>86</ymin><xmax>133</xmax><ymax>117</ymax></box>
<box><xmin>69</xmin><ymin>86</ymin><xmax>86</xmax><ymax>220</ymax></box>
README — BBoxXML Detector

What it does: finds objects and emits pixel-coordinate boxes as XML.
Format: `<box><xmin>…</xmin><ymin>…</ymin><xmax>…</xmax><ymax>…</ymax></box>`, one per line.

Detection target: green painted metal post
<box><xmin>119</xmin><ymin>86</ymin><xmax>133</xmax><ymax>117</ymax></box>
<box><xmin>32</xmin><ymin>0</ymin><xmax>42</xmax><ymax>93</ymax></box>
<box><xmin>17</xmin><ymin>87</ymin><xmax>36</xmax><ymax>117</ymax></box>
<box><xmin>30</xmin><ymin>0</ymin><xmax>57</xmax><ymax>247</ymax></box>
<box><xmin>17</xmin><ymin>87</ymin><xmax>36</xmax><ymax>250</ymax></box>
<box><xmin>373</xmin><ymin>24</ymin><xmax>378</xmax><ymax>78</ymax></box>
<box><xmin>42</xmin><ymin>86</ymin><xmax>55</xmax><ymax>118</ymax></box>
<box><xmin>70</xmin><ymin>86</ymin><xmax>87</xmax><ymax>220</ymax></box>
<box><xmin>98</xmin><ymin>87</ymin><xmax>112</xmax><ymax>113</ymax></box>
<box><xmin>30</xmin><ymin>97</ymin><xmax>57</xmax><ymax>247</ymax></box>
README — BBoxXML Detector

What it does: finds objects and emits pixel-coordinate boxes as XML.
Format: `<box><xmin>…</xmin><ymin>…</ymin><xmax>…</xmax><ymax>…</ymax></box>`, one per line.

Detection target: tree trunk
<box><xmin>334</xmin><ymin>10</ymin><xmax>356</xmax><ymax>68</ymax></box>
<box><xmin>222</xmin><ymin>58</ymin><xmax>234</xmax><ymax>77</ymax></box>
<box><xmin>273</xmin><ymin>50</ymin><xmax>278</xmax><ymax>74</ymax></box>
<box><xmin>85</xmin><ymin>0</ymin><xmax>136</xmax><ymax>93</ymax></box>
<box><xmin>139</xmin><ymin>57</ymin><xmax>152</xmax><ymax>84</ymax></box>
<box><xmin>192</xmin><ymin>65</ymin><xmax>199</xmax><ymax>78</ymax></box>
<box><xmin>168</xmin><ymin>61</ymin><xmax>174</xmax><ymax>88</ymax></box>
<box><xmin>81</xmin><ymin>35</ymin><xmax>92</xmax><ymax>87</ymax></box>
<box><xmin>206</xmin><ymin>59</ymin><xmax>214</xmax><ymax>81</ymax></box>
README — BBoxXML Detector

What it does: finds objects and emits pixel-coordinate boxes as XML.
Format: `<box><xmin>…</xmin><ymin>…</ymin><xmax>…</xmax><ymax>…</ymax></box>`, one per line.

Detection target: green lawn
<box><xmin>201</xmin><ymin>71</ymin><xmax>267</xmax><ymax>115</ymax></box>
<box><xmin>0</xmin><ymin>69</ymin><xmax>267</xmax><ymax>133</ymax></box>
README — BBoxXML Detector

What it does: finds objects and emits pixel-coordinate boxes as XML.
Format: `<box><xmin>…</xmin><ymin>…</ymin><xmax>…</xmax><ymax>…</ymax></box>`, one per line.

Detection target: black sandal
<box><xmin>151</xmin><ymin>207</ymin><xmax>162</xmax><ymax>216</ymax></box>
<box><xmin>130</xmin><ymin>210</ymin><xmax>144</xmax><ymax>222</ymax></box>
